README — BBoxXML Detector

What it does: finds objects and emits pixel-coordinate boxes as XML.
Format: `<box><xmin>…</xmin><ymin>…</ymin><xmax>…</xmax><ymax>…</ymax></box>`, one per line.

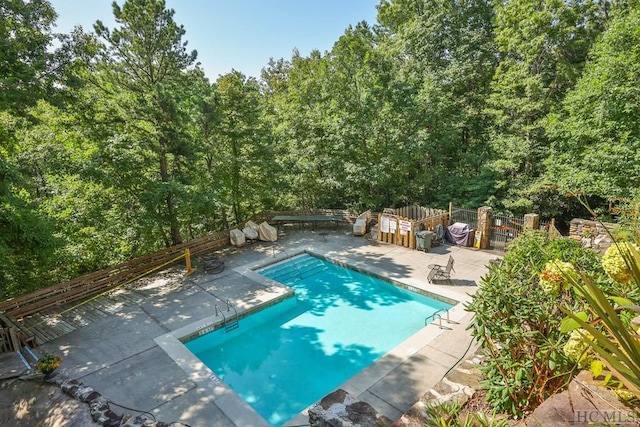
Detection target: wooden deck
<box><xmin>19</xmin><ymin>287</ymin><xmax>149</xmax><ymax>345</ymax></box>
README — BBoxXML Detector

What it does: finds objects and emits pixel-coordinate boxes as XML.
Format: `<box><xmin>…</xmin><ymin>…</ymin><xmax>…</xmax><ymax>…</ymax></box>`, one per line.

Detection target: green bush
<box><xmin>466</xmin><ymin>231</ymin><xmax>603</xmax><ymax>416</ymax></box>
<box><xmin>562</xmin><ymin>240</ymin><xmax>640</xmax><ymax>398</ymax></box>
<box><xmin>425</xmin><ymin>400</ymin><xmax>508</xmax><ymax>427</ymax></box>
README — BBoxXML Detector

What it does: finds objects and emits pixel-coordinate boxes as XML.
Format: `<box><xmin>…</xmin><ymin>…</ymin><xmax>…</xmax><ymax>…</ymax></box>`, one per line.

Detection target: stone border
<box><xmin>154</xmin><ymin>248</ymin><xmax>468</xmax><ymax>426</ymax></box>
<box><xmin>40</xmin><ymin>372</ymin><xmax>170</xmax><ymax>427</ymax></box>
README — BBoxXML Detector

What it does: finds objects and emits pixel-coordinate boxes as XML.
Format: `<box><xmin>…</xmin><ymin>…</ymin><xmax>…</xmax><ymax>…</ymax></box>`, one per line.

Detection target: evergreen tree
<box><xmin>92</xmin><ymin>0</ymin><xmax>199</xmax><ymax>245</ymax></box>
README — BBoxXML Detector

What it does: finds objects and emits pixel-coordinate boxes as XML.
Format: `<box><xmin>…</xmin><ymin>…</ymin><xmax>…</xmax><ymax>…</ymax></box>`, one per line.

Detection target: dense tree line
<box><xmin>1</xmin><ymin>0</ymin><xmax>638</xmax><ymax>297</ymax></box>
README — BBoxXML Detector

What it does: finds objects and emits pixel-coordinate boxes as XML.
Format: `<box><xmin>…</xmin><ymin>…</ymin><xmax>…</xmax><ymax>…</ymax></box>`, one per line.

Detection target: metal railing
<box><xmin>451</xmin><ymin>207</ymin><xmax>478</xmax><ymax>227</ymax></box>
<box><xmin>425</xmin><ymin>309</ymin><xmax>458</xmax><ymax>330</ymax></box>
<box><xmin>214</xmin><ymin>299</ymin><xmax>239</xmax><ymax>332</ymax></box>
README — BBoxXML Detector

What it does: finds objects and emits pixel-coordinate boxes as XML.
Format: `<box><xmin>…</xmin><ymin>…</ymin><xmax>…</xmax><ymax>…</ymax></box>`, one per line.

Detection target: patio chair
<box><xmin>427</xmin><ymin>255</ymin><xmax>455</xmax><ymax>284</ymax></box>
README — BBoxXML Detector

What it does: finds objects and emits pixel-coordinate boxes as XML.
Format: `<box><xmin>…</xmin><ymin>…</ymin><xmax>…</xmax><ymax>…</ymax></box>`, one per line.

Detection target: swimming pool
<box><xmin>185</xmin><ymin>253</ymin><xmax>452</xmax><ymax>426</ymax></box>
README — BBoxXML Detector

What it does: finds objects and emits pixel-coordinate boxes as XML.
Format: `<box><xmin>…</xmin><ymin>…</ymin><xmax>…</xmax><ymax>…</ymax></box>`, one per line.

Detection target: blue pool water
<box><xmin>185</xmin><ymin>254</ymin><xmax>452</xmax><ymax>426</ymax></box>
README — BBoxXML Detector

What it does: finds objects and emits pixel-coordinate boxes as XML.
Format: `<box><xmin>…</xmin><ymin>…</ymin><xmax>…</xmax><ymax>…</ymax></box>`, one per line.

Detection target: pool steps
<box><xmin>215</xmin><ymin>299</ymin><xmax>239</xmax><ymax>332</ymax></box>
<box><xmin>262</xmin><ymin>256</ymin><xmax>329</xmax><ymax>282</ymax></box>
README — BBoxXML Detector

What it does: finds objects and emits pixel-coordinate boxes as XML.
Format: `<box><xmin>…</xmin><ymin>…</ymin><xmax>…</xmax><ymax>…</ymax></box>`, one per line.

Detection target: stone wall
<box><xmin>568</xmin><ymin>218</ymin><xmax>616</xmax><ymax>252</ymax></box>
<box><xmin>45</xmin><ymin>372</ymin><xmax>170</xmax><ymax>427</ymax></box>
<box><xmin>308</xmin><ymin>389</ymin><xmax>393</xmax><ymax>427</ymax></box>
<box><xmin>308</xmin><ymin>351</ymin><xmax>487</xmax><ymax>427</ymax></box>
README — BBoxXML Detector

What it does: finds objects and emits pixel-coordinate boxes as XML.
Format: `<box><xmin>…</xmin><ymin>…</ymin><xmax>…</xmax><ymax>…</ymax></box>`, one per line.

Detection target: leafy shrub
<box><xmin>539</xmin><ymin>260</ymin><xmax>579</xmax><ymax>296</ymax></box>
<box><xmin>466</xmin><ymin>231</ymin><xmax>602</xmax><ymax>416</ymax></box>
<box><xmin>601</xmin><ymin>242</ymin><xmax>639</xmax><ymax>285</ymax></box>
<box><xmin>609</xmin><ymin>226</ymin><xmax>636</xmax><ymax>243</ymax></box>
<box><xmin>424</xmin><ymin>400</ymin><xmax>508</xmax><ymax>427</ymax></box>
<box><xmin>562</xmin><ymin>239</ymin><xmax>640</xmax><ymax>397</ymax></box>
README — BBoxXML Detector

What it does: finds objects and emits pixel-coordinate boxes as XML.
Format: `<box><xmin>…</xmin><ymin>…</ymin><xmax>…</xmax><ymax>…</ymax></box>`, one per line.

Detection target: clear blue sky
<box><xmin>49</xmin><ymin>0</ymin><xmax>380</xmax><ymax>81</ymax></box>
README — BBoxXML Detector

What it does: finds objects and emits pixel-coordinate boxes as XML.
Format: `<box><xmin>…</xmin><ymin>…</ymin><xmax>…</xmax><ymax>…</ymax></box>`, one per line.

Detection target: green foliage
<box><xmin>36</xmin><ymin>353</ymin><xmax>62</xmax><ymax>374</ymax></box>
<box><xmin>424</xmin><ymin>399</ymin><xmax>508</xmax><ymax>427</ymax></box>
<box><xmin>91</xmin><ymin>0</ymin><xmax>201</xmax><ymax>246</ymax></box>
<box><xmin>610</xmin><ymin>226</ymin><xmax>639</xmax><ymax>243</ymax></box>
<box><xmin>0</xmin><ymin>0</ymin><xmax>57</xmax><ymax>113</ymax></box>
<box><xmin>213</xmin><ymin>71</ymin><xmax>271</xmax><ymax>224</ymax></box>
<box><xmin>325</xmin><ymin>22</ymin><xmax>396</xmax><ymax>209</ymax></box>
<box><xmin>544</xmin><ymin>8</ymin><xmax>640</xmax><ymax>200</ymax></box>
<box><xmin>261</xmin><ymin>49</ymin><xmax>337</xmax><ymax>210</ymax></box>
<box><xmin>0</xmin><ymin>161</ymin><xmax>58</xmax><ymax>298</ymax></box>
<box><xmin>2</xmin><ymin>0</ymin><xmax>640</xmax><ymax>299</ymax></box>
<box><xmin>378</xmin><ymin>0</ymin><xmax>498</xmax><ymax>208</ymax></box>
<box><xmin>0</xmin><ymin>0</ymin><xmax>69</xmax><ymax>296</ymax></box>
<box><xmin>487</xmin><ymin>0</ymin><xmax>607</xmax><ymax>215</ymax></box>
<box><xmin>562</xmin><ymin>238</ymin><xmax>640</xmax><ymax>397</ymax></box>
<box><xmin>467</xmin><ymin>231</ymin><xmax>602</xmax><ymax>416</ymax></box>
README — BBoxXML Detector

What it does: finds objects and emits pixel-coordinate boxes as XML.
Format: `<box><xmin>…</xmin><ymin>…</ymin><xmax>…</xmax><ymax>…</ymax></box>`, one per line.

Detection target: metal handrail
<box><xmin>226</xmin><ymin>299</ymin><xmax>238</xmax><ymax>318</ymax></box>
<box><xmin>215</xmin><ymin>304</ymin><xmax>227</xmax><ymax>323</ymax></box>
<box><xmin>434</xmin><ymin>313</ymin><xmax>453</xmax><ymax>330</ymax></box>
<box><xmin>222</xmin><ymin>300</ymin><xmax>239</xmax><ymax>332</ymax></box>
<box><xmin>425</xmin><ymin>308</ymin><xmax>459</xmax><ymax>328</ymax></box>
<box><xmin>271</xmin><ymin>249</ymin><xmax>303</xmax><ymax>281</ymax></box>
<box><xmin>425</xmin><ymin>309</ymin><xmax>445</xmax><ymax>325</ymax></box>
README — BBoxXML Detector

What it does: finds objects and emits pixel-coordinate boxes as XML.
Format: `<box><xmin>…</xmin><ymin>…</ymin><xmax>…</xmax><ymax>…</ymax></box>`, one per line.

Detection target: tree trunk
<box><xmin>160</xmin><ymin>153</ymin><xmax>183</xmax><ymax>245</ymax></box>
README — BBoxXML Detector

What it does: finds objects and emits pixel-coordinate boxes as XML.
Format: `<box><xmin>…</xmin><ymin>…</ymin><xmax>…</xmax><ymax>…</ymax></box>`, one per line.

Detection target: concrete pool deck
<box><xmin>24</xmin><ymin>228</ymin><xmax>499</xmax><ymax>427</ymax></box>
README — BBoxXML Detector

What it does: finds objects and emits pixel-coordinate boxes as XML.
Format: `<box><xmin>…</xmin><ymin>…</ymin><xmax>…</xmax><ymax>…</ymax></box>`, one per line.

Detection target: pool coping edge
<box><xmin>155</xmin><ymin>246</ymin><xmax>472</xmax><ymax>427</ymax></box>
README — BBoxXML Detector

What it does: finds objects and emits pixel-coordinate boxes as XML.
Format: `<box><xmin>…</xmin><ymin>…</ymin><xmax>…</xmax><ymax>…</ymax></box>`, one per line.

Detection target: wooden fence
<box><xmin>377</xmin><ymin>205</ymin><xmax>449</xmax><ymax>249</ymax></box>
<box><xmin>0</xmin><ymin>209</ymin><xmax>354</xmax><ymax>351</ymax></box>
<box><xmin>383</xmin><ymin>205</ymin><xmax>445</xmax><ymax>220</ymax></box>
<box><xmin>0</xmin><ymin>312</ymin><xmax>37</xmax><ymax>353</ymax></box>
<box><xmin>0</xmin><ymin>229</ymin><xmax>231</xmax><ymax>320</ymax></box>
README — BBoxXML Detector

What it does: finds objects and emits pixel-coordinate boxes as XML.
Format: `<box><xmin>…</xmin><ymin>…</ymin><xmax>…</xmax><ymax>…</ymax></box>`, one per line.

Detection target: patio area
<box><xmin>1</xmin><ymin>227</ymin><xmax>498</xmax><ymax>427</ymax></box>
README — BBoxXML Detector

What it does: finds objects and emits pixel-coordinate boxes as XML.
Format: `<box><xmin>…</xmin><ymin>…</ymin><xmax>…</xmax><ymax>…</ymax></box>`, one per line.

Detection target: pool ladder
<box><xmin>425</xmin><ymin>309</ymin><xmax>458</xmax><ymax>330</ymax></box>
<box><xmin>216</xmin><ymin>300</ymin><xmax>239</xmax><ymax>332</ymax></box>
<box><xmin>283</xmin><ymin>250</ymin><xmax>304</xmax><ymax>281</ymax></box>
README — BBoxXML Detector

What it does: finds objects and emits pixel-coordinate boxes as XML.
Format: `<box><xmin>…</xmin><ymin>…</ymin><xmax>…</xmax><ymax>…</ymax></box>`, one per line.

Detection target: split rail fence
<box><xmin>0</xmin><ymin>209</ymin><xmax>351</xmax><ymax>352</ymax></box>
<box><xmin>0</xmin><ymin>229</ymin><xmax>231</xmax><ymax>320</ymax></box>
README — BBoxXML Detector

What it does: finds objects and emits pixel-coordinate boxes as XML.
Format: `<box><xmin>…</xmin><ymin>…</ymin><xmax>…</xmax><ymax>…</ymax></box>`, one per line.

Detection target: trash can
<box><xmin>415</xmin><ymin>230</ymin><xmax>433</xmax><ymax>252</ymax></box>
<box><xmin>423</xmin><ymin>231</ymin><xmax>433</xmax><ymax>251</ymax></box>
